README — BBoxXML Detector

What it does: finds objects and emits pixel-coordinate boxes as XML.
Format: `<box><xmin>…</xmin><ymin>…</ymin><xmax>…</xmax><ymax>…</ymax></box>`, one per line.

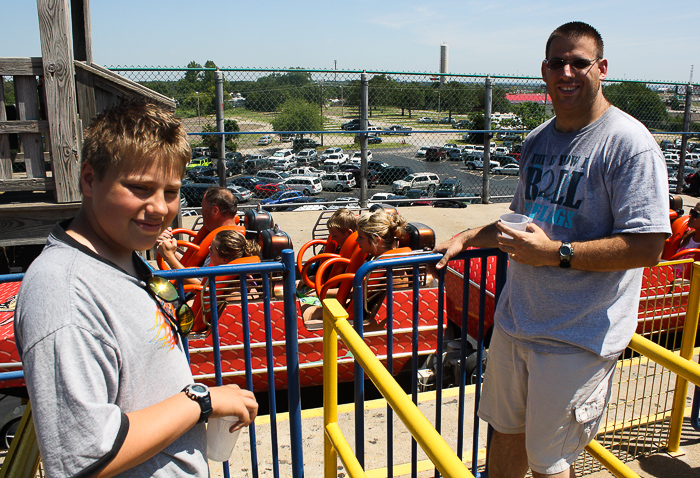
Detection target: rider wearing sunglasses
<box><xmin>16</xmin><ymin>100</ymin><xmax>258</xmax><ymax>477</ymax></box>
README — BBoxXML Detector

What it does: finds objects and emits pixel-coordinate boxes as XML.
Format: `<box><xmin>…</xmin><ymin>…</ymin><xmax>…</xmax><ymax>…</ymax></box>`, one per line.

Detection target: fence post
<box><xmin>359</xmin><ymin>71</ymin><xmax>369</xmax><ymax>207</ymax></box>
<box><xmin>215</xmin><ymin>70</ymin><xmax>226</xmax><ymax>187</ymax></box>
<box><xmin>482</xmin><ymin>76</ymin><xmax>492</xmax><ymax>204</ymax></box>
<box><xmin>676</xmin><ymin>84</ymin><xmax>694</xmax><ymax>194</ymax></box>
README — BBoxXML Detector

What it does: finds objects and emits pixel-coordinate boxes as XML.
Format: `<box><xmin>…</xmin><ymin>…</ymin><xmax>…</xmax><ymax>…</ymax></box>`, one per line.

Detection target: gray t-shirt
<box><xmin>15</xmin><ymin>223</ymin><xmax>208</xmax><ymax>477</ymax></box>
<box><xmin>498</xmin><ymin>106</ymin><xmax>670</xmax><ymax>358</ymax></box>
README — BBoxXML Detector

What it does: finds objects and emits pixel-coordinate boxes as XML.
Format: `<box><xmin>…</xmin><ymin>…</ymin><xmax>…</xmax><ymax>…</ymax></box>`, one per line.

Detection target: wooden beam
<box><xmin>0</xmin><ymin>120</ymin><xmax>50</xmax><ymax>134</ymax></box>
<box><xmin>75</xmin><ymin>61</ymin><xmax>176</xmax><ymax>109</ymax></box>
<box><xmin>0</xmin><ymin>202</ymin><xmax>81</xmax><ymax>247</ymax></box>
<box><xmin>0</xmin><ymin>58</ymin><xmax>44</xmax><ymax>76</ymax></box>
<box><xmin>37</xmin><ymin>0</ymin><xmax>81</xmax><ymax>203</ymax></box>
<box><xmin>70</xmin><ymin>0</ymin><xmax>92</xmax><ymax>63</ymax></box>
<box><xmin>0</xmin><ymin>178</ymin><xmax>56</xmax><ymax>192</ymax></box>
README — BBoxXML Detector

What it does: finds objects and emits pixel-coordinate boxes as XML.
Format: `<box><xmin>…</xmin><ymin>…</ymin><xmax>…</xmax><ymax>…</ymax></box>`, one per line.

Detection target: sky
<box><xmin>4</xmin><ymin>0</ymin><xmax>700</xmax><ymax>84</ymax></box>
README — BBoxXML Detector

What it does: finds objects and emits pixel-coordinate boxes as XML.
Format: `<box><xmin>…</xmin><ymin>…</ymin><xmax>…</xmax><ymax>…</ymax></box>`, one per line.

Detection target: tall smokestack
<box><xmin>440</xmin><ymin>43</ymin><xmax>449</xmax><ymax>85</ymax></box>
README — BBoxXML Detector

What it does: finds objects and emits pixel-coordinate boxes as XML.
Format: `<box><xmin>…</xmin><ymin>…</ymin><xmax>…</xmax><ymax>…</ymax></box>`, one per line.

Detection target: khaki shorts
<box><xmin>478</xmin><ymin>326</ymin><xmax>617</xmax><ymax>475</ymax></box>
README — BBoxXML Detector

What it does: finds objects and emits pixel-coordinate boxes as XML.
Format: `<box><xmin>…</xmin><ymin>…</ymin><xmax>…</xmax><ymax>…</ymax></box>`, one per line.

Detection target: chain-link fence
<box><xmin>106</xmin><ymin>67</ymin><xmax>700</xmax><ymax>208</ymax></box>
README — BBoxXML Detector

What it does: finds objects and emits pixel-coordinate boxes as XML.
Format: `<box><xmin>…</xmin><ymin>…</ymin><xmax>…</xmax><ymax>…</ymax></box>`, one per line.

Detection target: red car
<box><xmin>255</xmin><ymin>182</ymin><xmax>291</xmax><ymax>198</ymax></box>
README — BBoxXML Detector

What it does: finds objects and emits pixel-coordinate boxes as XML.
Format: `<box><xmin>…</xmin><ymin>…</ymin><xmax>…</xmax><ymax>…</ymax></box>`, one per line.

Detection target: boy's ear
<box><xmin>80</xmin><ymin>162</ymin><xmax>96</xmax><ymax>198</ymax></box>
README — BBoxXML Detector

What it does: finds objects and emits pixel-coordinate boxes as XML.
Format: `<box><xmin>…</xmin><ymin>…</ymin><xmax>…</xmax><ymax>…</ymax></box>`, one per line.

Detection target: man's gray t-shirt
<box><xmin>15</xmin><ymin>224</ymin><xmax>208</xmax><ymax>477</ymax></box>
<box><xmin>499</xmin><ymin>106</ymin><xmax>670</xmax><ymax>358</ymax></box>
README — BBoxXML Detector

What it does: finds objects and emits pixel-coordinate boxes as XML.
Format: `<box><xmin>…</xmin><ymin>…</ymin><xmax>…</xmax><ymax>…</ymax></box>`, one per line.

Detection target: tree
<box><xmin>393</xmin><ymin>82</ymin><xmax>425</xmax><ymax>117</ymax></box>
<box><xmin>513</xmin><ymin>102</ymin><xmax>548</xmax><ymax>130</ymax></box>
<box><xmin>271</xmin><ymin>99</ymin><xmax>324</xmax><ymax>134</ymax></box>
<box><xmin>201</xmin><ymin>119</ymin><xmax>240</xmax><ymax>153</ymax></box>
<box><xmin>604</xmin><ymin>83</ymin><xmax>668</xmax><ymax>130</ymax></box>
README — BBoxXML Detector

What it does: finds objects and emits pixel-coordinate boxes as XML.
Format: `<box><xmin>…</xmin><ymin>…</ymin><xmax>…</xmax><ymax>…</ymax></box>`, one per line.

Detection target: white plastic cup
<box><xmin>499</xmin><ymin>213</ymin><xmax>530</xmax><ymax>239</ymax></box>
<box><xmin>206</xmin><ymin>416</ymin><xmax>242</xmax><ymax>462</ymax></box>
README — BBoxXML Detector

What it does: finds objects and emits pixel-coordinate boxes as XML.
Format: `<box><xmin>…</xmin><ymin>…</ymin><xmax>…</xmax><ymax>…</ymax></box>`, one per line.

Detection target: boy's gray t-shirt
<box><xmin>15</xmin><ymin>224</ymin><xmax>208</xmax><ymax>477</ymax></box>
<box><xmin>500</xmin><ymin>106</ymin><xmax>670</xmax><ymax>358</ymax></box>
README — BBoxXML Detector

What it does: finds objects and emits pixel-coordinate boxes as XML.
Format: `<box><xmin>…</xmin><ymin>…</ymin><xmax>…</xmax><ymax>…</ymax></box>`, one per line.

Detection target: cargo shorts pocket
<box><xmin>562</xmin><ymin>373</ymin><xmax>612</xmax><ymax>456</ymax></box>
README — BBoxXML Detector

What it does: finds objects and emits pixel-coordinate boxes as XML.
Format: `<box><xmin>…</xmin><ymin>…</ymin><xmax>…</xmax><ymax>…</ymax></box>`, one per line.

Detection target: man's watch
<box><xmin>182</xmin><ymin>383</ymin><xmax>213</xmax><ymax>424</ymax></box>
<box><xmin>559</xmin><ymin>242</ymin><xmax>574</xmax><ymax>268</ymax></box>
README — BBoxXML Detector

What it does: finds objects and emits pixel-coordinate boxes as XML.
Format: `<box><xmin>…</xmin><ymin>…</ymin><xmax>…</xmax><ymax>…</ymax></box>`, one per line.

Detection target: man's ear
<box><xmin>80</xmin><ymin>162</ymin><xmax>96</xmax><ymax>198</ymax></box>
<box><xmin>597</xmin><ymin>58</ymin><xmax>608</xmax><ymax>80</ymax></box>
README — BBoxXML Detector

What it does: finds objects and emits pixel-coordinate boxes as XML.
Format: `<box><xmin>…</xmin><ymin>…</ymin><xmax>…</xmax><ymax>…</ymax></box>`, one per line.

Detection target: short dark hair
<box><xmin>203</xmin><ymin>186</ymin><xmax>238</xmax><ymax>217</ymax></box>
<box><xmin>546</xmin><ymin>22</ymin><xmax>604</xmax><ymax>60</ymax></box>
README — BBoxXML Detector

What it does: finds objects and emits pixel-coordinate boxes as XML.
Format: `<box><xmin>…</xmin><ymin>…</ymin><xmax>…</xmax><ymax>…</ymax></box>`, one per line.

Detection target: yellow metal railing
<box><xmin>322</xmin><ymin>298</ymin><xmax>474</xmax><ymax>478</ymax></box>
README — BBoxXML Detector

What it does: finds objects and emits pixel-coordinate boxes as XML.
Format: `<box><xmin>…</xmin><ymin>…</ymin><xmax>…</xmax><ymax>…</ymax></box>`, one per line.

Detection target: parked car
<box><xmin>339</xmin><ymin>164</ymin><xmax>380</xmax><ymax>187</ymax></box>
<box><xmin>225</xmin><ymin>160</ymin><xmax>243</xmax><ymax>176</ymax></box>
<box><xmin>187</xmin><ymin>165</ymin><xmax>217</xmax><ymax>180</ymax></box>
<box><xmin>493</xmin><ymin>164</ymin><xmax>520</xmax><ymax>175</ymax></box>
<box><xmin>416</xmin><ymin>117</ymin><xmax>436</xmax><ymax>124</ymax></box>
<box><xmin>281</xmin><ymin>176</ymin><xmax>323</xmax><ymax>195</ymax></box>
<box><xmin>435</xmin><ymin>178</ymin><xmax>464</xmax><ymax>198</ymax></box>
<box><xmin>255</xmin><ymin>170</ymin><xmax>289</xmax><ymax>182</ymax></box>
<box><xmin>383</xmin><ymin>125</ymin><xmax>412</xmax><ymax>135</ymax></box>
<box><xmin>289</xmin><ymin>166</ymin><xmax>323</xmax><ymax>178</ymax></box>
<box><xmin>686</xmin><ymin>153</ymin><xmax>700</xmax><ymax>167</ymax></box>
<box><xmin>368</xmin><ymin>160</ymin><xmax>390</xmax><ymax>172</ymax></box>
<box><xmin>243</xmin><ymin>157</ymin><xmax>271</xmax><ymax>174</ymax></box>
<box><xmin>295</xmin><ymin>148</ymin><xmax>318</xmax><ymax>165</ymax></box>
<box><xmin>494</xmin><ymin>146</ymin><xmax>510</xmax><ymax>155</ymax></box>
<box><xmin>228</xmin><ymin>176</ymin><xmax>267</xmax><ymax>192</ymax></box>
<box><xmin>269</xmin><ymin>148</ymin><xmax>295</xmax><ymax>162</ymax></box>
<box><xmin>492</xmin><ymin>155</ymin><xmax>516</xmax><ymax>166</ymax></box>
<box><xmin>350</xmin><ymin>151</ymin><xmax>373</xmax><ymax>165</ymax></box>
<box><xmin>416</xmin><ymin>146</ymin><xmax>429</xmax><ymax>158</ymax></box>
<box><xmin>255</xmin><ymin>182</ymin><xmax>291</xmax><ymax>198</ymax></box>
<box><xmin>452</xmin><ymin>120</ymin><xmax>470</xmax><ymax>129</ymax></box>
<box><xmin>292</xmin><ymin>137</ymin><xmax>321</xmax><ymax>152</ymax></box>
<box><xmin>323</xmin><ymin>153</ymin><xmax>348</xmax><ymax>166</ymax></box>
<box><xmin>439</xmin><ymin>117</ymin><xmax>454</xmax><ymax>124</ymax></box>
<box><xmin>321</xmin><ymin>172</ymin><xmax>356</xmax><ymax>192</ymax></box>
<box><xmin>186</xmin><ymin>157</ymin><xmax>212</xmax><ymax>170</ymax></box>
<box><xmin>368</xmin><ymin>192</ymin><xmax>409</xmax><ymax>205</ymax></box>
<box><xmin>367</xmin><ymin>135</ymin><xmax>382</xmax><ymax>144</ymax></box>
<box><xmin>425</xmin><ymin>147</ymin><xmax>448</xmax><ymax>162</ymax></box>
<box><xmin>261</xmin><ymin>190</ymin><xmax>308</xmax><ymax>210</ymax></box>
<box><xmin>320</xmin><ymin>147</ymin><xmax>346</xmax><ymax>161</ymax></box>
<box><xmin>229</xmin><ymin>185</ymin><xmax>253</xmax><ymax>203</ymax></box>
<box><xmin>464</xmin><ymin>155</ymin><xmax>499</xmax><ymax>171</ymax></box>
<box><xmin>341</xmin><ymin>119</ymin><xmax>373</xmax><ymax>131</ymax></box>
<box><xmin>392</xmin><ymin>172</ymin><xmax>440</xmax><ymax>195</ymax></box>
<box><xmin>279</xmin><ymin>133</ymin><xmax>295</xmax><ymax>142</ymax></box>
<box><xmin>273</xmin><ymin>157</ymin><xmax>297</xmax><ymax>171</ymax></box>
<box><xmin>377</xmin><ymin>166</ymin><xmax>414</xmax><ymax>185</ymax></box>
<box><xmin>404</xmin><ymin>189</ymin><xmax>432</xmax><ymax>205</ymax></box>
<box><xmin>257</xmin><ymin>135</ymin><xmax>273</xmax><ymax>145</ymax></box>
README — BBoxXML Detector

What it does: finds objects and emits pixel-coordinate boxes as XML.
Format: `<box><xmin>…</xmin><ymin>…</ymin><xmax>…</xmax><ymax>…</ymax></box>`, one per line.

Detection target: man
<box><xmin>435</xmin><ymin>22</ymin><xmax>669</xmax><ymax>478</ymax></box>
<box><xmin>157</xmin><ymin>185</ymin><xmax>239</xmax><ymax>272</ymax></box>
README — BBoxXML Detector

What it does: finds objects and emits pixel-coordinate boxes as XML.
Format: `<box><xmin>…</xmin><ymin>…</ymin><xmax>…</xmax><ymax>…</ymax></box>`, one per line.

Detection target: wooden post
<box><xmin>0</xmin><ymin>76</ymin><xmax>11</xmax><ymax>179</ymax></box>
<box><xmin>70</xmin><ymin>0</ymin><xmax>92</xmax><ymax>63</ymax></box>
<box><xmin>15</xmin><ymin>76</ymin><xmax>46</xmax><ymax>178</ymax></box>
<box><xmin>37</xmin><ymin>0</ymin><xmax>81</xmax><ymax>203</ymax></box>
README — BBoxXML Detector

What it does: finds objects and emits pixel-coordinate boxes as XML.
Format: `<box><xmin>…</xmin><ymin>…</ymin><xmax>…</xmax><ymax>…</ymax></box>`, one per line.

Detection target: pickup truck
<box><xmin>464</xmin><ymin>154</ymin><xmax>499</xmax><ymax>171</ymax></box>
<box><xmin>289</xmin><ymin>167</ymin><xmax>324</xmax><ymax>178</ymax></box>
<box><xmin>323</xmin><ymin>153</ymin><xmax>349</xmax><ymax>166</ymax></box>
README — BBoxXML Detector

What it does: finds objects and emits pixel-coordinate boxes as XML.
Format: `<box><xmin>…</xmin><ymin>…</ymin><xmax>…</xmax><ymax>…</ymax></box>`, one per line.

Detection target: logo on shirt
<box><xmin>149</xmin><ymin>302</ymin><xmax>179</xmax><ymax>350</ymax></box>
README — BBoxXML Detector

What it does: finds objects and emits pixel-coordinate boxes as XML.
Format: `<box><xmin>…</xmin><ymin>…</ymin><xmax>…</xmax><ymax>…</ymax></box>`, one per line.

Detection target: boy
<box><xmin>326</xmin><ymin>207</ymin><xmax>358</xmax><ymax>251</ymax></box>
<box><xmin>15</xmin><ymin>100</ymin><xmax>257</xmax><ymax>477</ymax></box>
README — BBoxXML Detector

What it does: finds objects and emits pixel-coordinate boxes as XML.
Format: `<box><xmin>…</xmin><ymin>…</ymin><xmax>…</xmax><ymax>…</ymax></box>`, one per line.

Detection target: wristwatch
<box><xmin>182</xmin><ymin>383</ymin><xmax>213</xmax><ymax>423</ymax></box>
<box><xmin>559</xmin><ymin>242</ymin><xmax>574</xmax><ymax>268</ymax></box>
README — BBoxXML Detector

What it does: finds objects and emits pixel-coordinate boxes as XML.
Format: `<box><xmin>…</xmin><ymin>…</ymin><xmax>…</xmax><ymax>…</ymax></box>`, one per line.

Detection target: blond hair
<box><xmin>357</xmin><ymin>209</ymin><xmax>408</xmax><ymax>251</ymax></box>
<box><xmin>326</xmin><ymin>208</ymin><xmax>358</xmax><ymax>232</ymax></box>
<box><xmin>81</xmin><ymin>99</ymin><xmax>190</xmax><ymax>183</ymax></box>
<box><xmin>211</xmin><ymin>230</ymin><xmax>261</xmax><ymax>263</ymax></box>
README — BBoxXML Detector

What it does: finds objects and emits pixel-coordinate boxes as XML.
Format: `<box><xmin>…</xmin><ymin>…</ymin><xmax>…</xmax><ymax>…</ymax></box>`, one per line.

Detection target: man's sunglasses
<box><xmin>690</xmin><ymin>209</ymin><xmax>699</xmax><ymax>219</ymax></box>
<box><xmin>147</xmin><ymin>275</ymin><xmax>195</xmax><ymax>337</ymax></box>
<box><xmin>544</xmin><ymin>57</ymin><xmax>600</xmax><ymax>72</ymax></box>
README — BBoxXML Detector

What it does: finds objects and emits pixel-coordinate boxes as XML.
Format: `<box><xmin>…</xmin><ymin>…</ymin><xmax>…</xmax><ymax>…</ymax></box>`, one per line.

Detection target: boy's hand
<box><xmin>210</xmin><ymin>384</ymin><xmax>258</xmax><ymax>431</ymax></box>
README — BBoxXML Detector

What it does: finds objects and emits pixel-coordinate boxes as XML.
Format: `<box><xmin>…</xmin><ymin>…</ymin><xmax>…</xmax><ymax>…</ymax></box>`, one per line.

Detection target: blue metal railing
<box><xmin>0</xmin><ymin>253</ymin><xmax>304</xmax><ymax>478</ymax></box>
<box><xmin>347</xmin><ymin>248</ymin><xmax>508</xmax><ymax>477</ymax></box>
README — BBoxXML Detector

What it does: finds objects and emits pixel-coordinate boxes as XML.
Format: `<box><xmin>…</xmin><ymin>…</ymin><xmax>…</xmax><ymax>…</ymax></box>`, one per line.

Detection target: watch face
<box><xmin>192</xmin><ymin>384</ymin><xmax>207</xmax><ymax>393</ymax></box>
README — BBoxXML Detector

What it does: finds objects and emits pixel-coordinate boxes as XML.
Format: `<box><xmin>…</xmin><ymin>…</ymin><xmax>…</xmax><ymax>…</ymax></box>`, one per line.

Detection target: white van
<box><xmin>282</xmin><ymin>176</ymin><xmax>323</xmax><ymax>195</ymax></box>
<box><xmin>686</xmin><ymin>153</ymin><xmax>700</xmax><ymax>167</ymax></box>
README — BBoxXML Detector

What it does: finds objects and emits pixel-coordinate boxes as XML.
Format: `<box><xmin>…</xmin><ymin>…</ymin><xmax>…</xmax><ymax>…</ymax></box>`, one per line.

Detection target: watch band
<box><xmin>182</xmin><ymin>383</ymin><xmax>213</xmax><ymax>424</ymax></box>
<box><xmin>559</xmin><ymin>242</ymin><xmax>573</xmax><ymax>268</ymax></box>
